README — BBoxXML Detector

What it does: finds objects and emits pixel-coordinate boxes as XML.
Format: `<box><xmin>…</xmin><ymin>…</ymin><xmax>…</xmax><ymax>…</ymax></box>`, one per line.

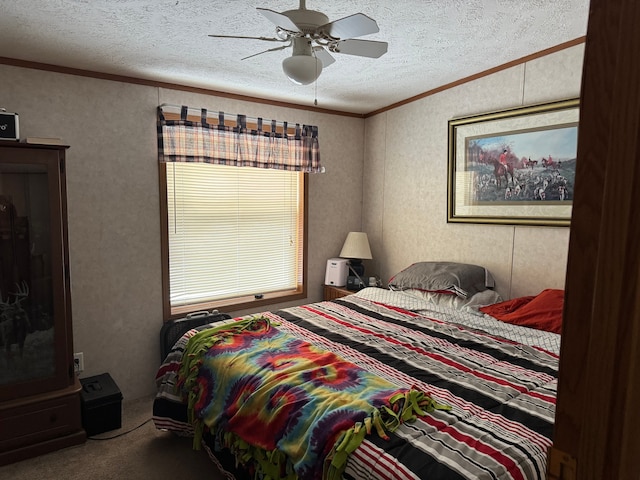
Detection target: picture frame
<box><xmin>447</xmin><ymin>98</ymin><xmax>579</xmax><ymax>226</ymax></box>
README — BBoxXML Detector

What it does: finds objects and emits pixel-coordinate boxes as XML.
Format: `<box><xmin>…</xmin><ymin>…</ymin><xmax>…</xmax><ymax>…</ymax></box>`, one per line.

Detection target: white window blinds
<box><xmin>166</xmin><ymin>162</ymin><xmax>303</xmax><ymax>307</ymax></box>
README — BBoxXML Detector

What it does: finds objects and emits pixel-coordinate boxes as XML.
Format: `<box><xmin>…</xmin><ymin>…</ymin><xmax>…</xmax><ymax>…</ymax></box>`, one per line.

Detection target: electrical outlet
<box><xmin>73</xmin><ymin>352</ymin><xmax>84</xmax><ymax>373</ymax></box>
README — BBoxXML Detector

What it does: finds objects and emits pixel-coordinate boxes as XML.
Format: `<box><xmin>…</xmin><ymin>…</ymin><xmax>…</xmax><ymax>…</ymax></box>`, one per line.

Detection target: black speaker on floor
<box><xmin>80</xmin><ymin>373</ymin><xmax>123</xmax><ymax>436</ymax></box>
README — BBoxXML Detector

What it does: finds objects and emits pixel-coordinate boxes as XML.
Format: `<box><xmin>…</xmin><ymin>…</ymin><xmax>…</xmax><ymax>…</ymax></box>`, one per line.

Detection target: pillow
<box><xmin>388</xmin><ymin>262</ymin><xmax>495</xmax><ymax>299</ymax></box>
<box><xmin>479</xmin><ymin>289</ymin><xmax>564</xmax><ymax>334</ymax></box>
<box><xmin>408</xmin><ymin>288</ymin><xmax>503</xmax><ymax>314</ymax></box>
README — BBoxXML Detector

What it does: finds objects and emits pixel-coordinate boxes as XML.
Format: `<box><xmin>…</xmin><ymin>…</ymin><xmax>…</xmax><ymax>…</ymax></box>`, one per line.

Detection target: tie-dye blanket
<box><xmin>176</xmin><ymin>316</ymin><xmax>449</xmax><ymax>480</ymax></box>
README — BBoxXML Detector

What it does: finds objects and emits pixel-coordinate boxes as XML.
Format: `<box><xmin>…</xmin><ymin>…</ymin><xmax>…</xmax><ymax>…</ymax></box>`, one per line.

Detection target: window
<box><xmin>160</xmin><ymin>162</ymin><xmax>307</xmax><ymax>319</ymax></box>
<box><xmin>157</xmin><ymin>104</ymin><xmax>322</xmax><ymax>320</ymax></box>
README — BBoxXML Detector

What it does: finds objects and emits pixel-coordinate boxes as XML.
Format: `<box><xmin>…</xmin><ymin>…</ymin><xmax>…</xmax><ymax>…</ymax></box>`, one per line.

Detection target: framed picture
<box><xmin>447</xmin><ymin>98</ymin><xmax>579</xmax><ymax>226</ymax></box>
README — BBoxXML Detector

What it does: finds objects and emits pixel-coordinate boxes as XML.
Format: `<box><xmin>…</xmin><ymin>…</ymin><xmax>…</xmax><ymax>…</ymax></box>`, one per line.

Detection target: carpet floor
<box><xmin>0</xmin><ymin>394</ymin><xmax>229</xmax><ymax>480</ymax></box>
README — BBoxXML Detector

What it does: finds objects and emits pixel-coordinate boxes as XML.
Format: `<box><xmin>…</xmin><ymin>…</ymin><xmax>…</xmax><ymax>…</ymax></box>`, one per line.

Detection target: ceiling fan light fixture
<box><xmin>210</xmin><ymin>1</ymin><xmax>387</xmax><ymax>85</ymax></box>
<box><xmin>282</xmin><ymin>54</ymin><xmax>323</xmax><ymax>85</ymax></box>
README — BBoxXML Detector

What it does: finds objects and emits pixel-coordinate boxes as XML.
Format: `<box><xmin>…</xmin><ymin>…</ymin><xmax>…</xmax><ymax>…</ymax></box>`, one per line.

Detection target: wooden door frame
<box><xmin>553</xmin><ymin>0</ymin><xmax>640</xmax><ymax>478</ymax></box>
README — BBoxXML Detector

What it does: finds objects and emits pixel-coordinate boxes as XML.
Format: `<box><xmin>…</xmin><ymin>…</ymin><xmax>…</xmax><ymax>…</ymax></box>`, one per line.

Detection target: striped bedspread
<box><xmin>154</xmin><ymin>288</ymin><xmax>559</xmax><ymax>480</ymax></box>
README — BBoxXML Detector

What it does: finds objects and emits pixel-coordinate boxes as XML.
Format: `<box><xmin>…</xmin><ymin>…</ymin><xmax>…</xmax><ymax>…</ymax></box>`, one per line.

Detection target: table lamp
<box><xmin>339</xmin><ymin>232</ymin><xmax>372</xmax><ymax>290</ymax></box>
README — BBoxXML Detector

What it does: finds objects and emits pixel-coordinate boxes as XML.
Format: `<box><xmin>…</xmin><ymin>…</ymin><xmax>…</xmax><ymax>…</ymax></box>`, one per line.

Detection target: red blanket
<box><xmin>480</xmin><ymin>288</ymin><xmax>564</xmax><ymax>334</ymax></box>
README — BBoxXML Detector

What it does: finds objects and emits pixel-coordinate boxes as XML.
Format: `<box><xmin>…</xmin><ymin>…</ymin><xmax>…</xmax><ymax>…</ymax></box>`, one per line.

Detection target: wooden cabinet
<box><xmin>0</xmin><ymin>141</ymin><xmax>85</xmax><ymax>465</ymax></box>
<box><xmin>323</xmin><ymin>285</ymin><xmax>353</xmax><ymax>301</ymax></box>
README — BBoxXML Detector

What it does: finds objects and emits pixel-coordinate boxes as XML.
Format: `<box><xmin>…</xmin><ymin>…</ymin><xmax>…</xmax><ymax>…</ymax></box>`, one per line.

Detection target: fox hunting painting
<box><xmin>448</xmin><ymin>98</ymin><xmax>579</xmax><ymax>226</ymax></box>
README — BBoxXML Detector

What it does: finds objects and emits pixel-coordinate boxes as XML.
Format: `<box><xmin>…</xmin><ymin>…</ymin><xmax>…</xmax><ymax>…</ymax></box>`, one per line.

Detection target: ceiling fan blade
<box><xmin>241</xmin><ymin>43</ymin><xmax>290</xmax><ymax>61</ymax></box>
<box><xmin>313</xmin><ymin>46</ymin><xmax>336</xmax><ymax>68</ymax></box>
<box><xmin>208</xmin><ymin>34</ymin><xmax>286</xmax><ymax>42</ymax></box>
<box><xmin>320</xmin><ymin>13</ymin><xmax>379</xmax><ymax>39</ymax></box>
<box><xmin>330</xmin><ymin>39</ymin><xmax>388</xmax><ymax>58</ymax></box>
<box><xmin>256</xmin><ymin>8</ymin><xmax>301</xmax><ymax>33</ymax></box>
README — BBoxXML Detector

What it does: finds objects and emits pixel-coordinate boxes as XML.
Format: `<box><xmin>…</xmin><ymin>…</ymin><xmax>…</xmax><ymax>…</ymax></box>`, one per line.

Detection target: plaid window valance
<box><xmin>157</xmin><ymin>105</ymin><xmax>324</xmax><ymax>173</ymax></box>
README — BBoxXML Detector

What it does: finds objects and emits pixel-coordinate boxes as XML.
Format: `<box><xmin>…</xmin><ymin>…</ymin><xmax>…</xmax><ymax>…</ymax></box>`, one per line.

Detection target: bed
<box><xmin>153</xmin><ymin>262</ymin><xmax>562</xmax><ymax>480</ymax></box>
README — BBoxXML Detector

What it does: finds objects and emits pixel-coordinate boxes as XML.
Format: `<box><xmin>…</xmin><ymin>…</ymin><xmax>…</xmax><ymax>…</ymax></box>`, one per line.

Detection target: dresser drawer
<box><xmin>0</xmin><ymin>392</ymin><xmax>82</xmax><ymax>451</ymax></box>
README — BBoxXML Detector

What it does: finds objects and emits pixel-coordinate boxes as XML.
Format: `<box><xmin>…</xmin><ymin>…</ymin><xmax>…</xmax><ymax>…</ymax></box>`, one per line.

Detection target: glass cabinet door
<box><xmin>0</xmin><ymin>145</ymin><xmax>71</xmax><ymax>402</ymax></box>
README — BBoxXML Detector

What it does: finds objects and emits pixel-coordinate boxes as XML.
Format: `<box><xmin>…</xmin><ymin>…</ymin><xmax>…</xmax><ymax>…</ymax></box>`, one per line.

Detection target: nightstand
<box><xmin>323</xmin><ymin>285</ymin><xmax>353</xmax><ymax>300</ymax></box>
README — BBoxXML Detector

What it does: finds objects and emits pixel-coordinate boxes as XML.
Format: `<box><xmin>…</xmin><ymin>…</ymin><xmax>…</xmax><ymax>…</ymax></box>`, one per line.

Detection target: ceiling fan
<box><xmin>209</xmin><ymin>0</ymin><xmax>388</xmax><ymax>85</ymax></box>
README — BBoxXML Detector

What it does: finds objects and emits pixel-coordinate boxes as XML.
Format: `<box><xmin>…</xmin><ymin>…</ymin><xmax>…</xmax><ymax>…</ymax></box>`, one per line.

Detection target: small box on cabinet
<box><xmin>0</xmin><ymin>111</ymin><xmax>19</xmax><ymax>140</ymax></box>
<box><xmin>80</xmin><ymin>373</ymin><xmax>123</xmax><ymax>436</ymax></box>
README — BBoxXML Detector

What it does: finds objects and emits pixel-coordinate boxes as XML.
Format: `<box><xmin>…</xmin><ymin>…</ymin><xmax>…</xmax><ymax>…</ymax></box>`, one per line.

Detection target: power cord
<box><xmin>87</xmin><ymin>418</ymin><xmax>153</xmax><ymax>440</ymax></box>
<box><xmin>348</xmin><ymin>264</ymin><xmax>367</xmax><ymax>289</ymax></box>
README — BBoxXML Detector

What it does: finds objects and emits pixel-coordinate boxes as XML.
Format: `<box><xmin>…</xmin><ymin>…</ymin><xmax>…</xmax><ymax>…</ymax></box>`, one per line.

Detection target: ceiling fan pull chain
<box><xmin>314</xmin><ymin>51</ymin><xmax>319</xmax><ymax>105</ymax></box>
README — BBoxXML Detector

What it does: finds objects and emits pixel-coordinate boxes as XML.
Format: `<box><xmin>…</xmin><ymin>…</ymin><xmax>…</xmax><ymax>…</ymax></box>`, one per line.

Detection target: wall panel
<box><xmin>364</xmin><ymin>45</ymin><xmax>584</xmax><ymax>299</ymax></box>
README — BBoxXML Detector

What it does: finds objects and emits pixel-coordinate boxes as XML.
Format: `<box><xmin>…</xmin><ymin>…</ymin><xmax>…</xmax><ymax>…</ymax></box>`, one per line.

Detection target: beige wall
<box><xmin>363</xmin><ymin>44</ymin><xmax>585</xmax><ymax>300</ymax></box>
<box><xmin>0</xmin><ymin>43</ymin><xmax>583</xmax><ymax>399</ymax></box>
<box><xmin>2</xmin><ymin>65</ymin><xmax>364</xmax><ymax>400</ymax></box>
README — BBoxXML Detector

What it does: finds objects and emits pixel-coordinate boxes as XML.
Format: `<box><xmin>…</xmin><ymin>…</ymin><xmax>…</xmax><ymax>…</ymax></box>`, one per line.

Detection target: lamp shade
<box><xmin>339</xmin><ymin>232</ymin><xmax>372</xmax><ymax>260</ymax></box>
<box><xmin>282</xmin><ymin>55</ymin><xmax>323</xmax><ymax>85</ymax></box>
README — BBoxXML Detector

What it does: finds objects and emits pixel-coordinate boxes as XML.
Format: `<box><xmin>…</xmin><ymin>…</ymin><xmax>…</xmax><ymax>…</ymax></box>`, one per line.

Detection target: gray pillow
<box><xmin>388</xmin><ymin>262</ymin><xmax>495</xmax><ymax>299</ymax></box>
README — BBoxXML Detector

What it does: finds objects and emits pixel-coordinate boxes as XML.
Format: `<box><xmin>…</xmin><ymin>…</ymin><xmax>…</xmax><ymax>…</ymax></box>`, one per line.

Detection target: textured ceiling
<box><xmin>0</xmin><ymin>0</ymin><xmax>590</xmax><ymax>115</ymax></box>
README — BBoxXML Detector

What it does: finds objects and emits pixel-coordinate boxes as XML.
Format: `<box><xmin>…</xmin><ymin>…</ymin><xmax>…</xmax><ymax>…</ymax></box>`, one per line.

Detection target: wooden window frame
<box><xmin>158</xmin><ymin>163</ymin><xmax>308</xmax><ymax>321</ymax></box>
